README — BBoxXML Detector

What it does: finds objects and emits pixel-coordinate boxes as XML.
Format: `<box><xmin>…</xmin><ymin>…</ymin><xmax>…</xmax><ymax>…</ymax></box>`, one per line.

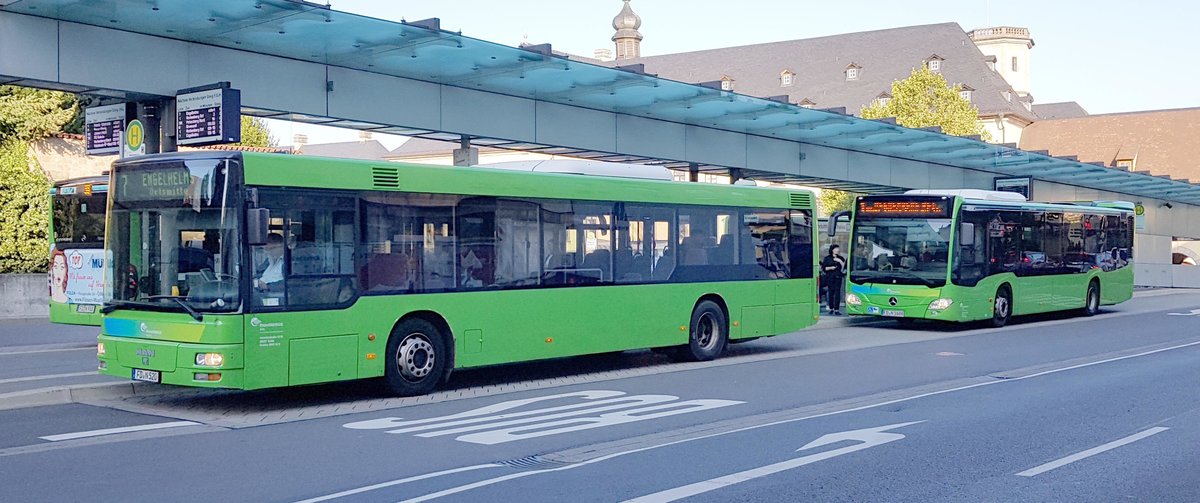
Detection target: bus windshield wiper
<box><xmin>147</xmin><ymin>295</ymin><xmax>203</xmax><ymax>322</ymax></box>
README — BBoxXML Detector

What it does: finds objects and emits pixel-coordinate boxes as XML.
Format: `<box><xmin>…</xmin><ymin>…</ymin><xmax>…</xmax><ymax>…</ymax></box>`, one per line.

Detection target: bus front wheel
<box><xmin>383</xmin><ymin>318</ymin><xmax>448</xmax><ymax>396</ymax></box>
<box><xmin>675</xmin><ymin>300</ymin><xmax>728</xmax><ymax>362</ymax></box>
<box><xmin>991</xmin><ymin>286</ymin><xmax>1012</xmax><ymax>328</ymax></box>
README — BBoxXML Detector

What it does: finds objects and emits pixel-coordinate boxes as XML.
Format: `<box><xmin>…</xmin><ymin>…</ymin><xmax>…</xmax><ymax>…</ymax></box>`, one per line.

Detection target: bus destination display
<box><xmin>84</xmin><ymin>104</ymin><xmax>127</xmax><ymax>155</ymax></box>
<box><xmin>176</xmin><ymin>87</ymin><xmax>240</xmax><ymax>146</ymax></box>
<box><xmin>857</xmin><ymin>199</ymin><xmax>952</xmax><ymax>218</ymax></box>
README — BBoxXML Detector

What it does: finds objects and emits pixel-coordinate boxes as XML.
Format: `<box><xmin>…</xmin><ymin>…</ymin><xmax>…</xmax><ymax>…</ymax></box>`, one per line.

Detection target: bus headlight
<box><xmin>97</xmin><ymin>342</ymin><xmax>106</xmax><ymax>356</ymax></box>
<box><xmin>845</xmin><ymin>293</ymin><xmax>862</xmax><ymax>306</ymax></box>
<box><xmin>928</xmin><ymin>298</ymin><xmax>954</xmax><ymax>310</ymax></box>
<box><xmin>195</xmin><ymin>353</ymin><xmax>224</xmax><ymax>367</ymax></box>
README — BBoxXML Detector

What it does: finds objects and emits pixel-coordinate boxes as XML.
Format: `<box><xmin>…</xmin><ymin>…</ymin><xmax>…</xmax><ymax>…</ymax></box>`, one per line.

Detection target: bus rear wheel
<box><xmin>383</xmin><ymin>318</ymin><xmax>448</xmax><ymax>396</ymax></box>
<box><xmin>1084</xmin><ymin>281</ymin><xmax>1101</xmax><ymax>316</ymax></box>
<box><xmin>674</xmin><ymin>300</ymin><xmax>728</xmax><ymax>362</ymax></box>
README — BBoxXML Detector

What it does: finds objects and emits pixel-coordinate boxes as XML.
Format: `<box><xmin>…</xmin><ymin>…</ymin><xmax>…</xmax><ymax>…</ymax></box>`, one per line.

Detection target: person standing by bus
<box><xmin>821</xmin><ymin>244</ymin><xmax>846</xmax><ymax>315</ymax></box>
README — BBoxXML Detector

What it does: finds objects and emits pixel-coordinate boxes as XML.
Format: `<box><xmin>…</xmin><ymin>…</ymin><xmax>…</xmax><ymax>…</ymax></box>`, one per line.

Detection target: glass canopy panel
<box><xmin>6</xmin><ymin>0</ymin><xmax>1199</xmax><ymax>202</ymax></box>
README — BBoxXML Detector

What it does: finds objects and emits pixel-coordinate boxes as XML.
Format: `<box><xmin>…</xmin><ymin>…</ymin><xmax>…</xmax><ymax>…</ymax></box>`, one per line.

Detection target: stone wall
<box><xmin>0</xmin><ymin>274</ymin><xmax>47</xmax><ymax>319</ymax></box>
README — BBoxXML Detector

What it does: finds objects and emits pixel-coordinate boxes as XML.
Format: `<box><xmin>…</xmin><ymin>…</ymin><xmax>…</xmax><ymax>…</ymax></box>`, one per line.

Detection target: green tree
<box><xmin>818</xmin><ymin>189</ymin><xmax>859</xmax><ymax>218</ymax></box>
<box><xmin>860</xmin><ymin>66</ymin><xmax>991</xmax><ymax>141</ymax></box>
<box><xmin>0</xmin><ymin>86</ymin><xmax>78</xmax><ymax>143</ymax></box>
<box><xmin>0</xmin><ymin>141</ymin><xmax>50</xmax><ymax>273</ymax></box>
<box><xmin>0</xmin><ymin>86</ymin><xmax>75</xmax><ymax>273</ymax></box>
<box><xmin>234</xmin><ymin>116</ymin><xmax>277</xmax><ymax>148</ymax></box>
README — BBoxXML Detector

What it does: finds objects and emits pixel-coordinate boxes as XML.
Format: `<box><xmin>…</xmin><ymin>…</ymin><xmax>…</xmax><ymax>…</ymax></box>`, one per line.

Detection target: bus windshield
<box><xmin>105</xmin><ymin>157</ymin><xmax>241</xmax><ymax>314</ymax></box>
<box><xmin>52</xmin><ymin>190</ymin><xmax>106</xmax><ymax>246</ymax></box>
<box><xmin>850</xmin><ymin>217</ymin><xmax>951</xmax><ymax>287</ymax></box>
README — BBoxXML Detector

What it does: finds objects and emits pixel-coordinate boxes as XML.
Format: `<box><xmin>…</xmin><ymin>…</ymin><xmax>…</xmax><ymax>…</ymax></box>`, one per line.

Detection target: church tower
<box><xmin>612</xmin><ymin>0</ymin><xmax>643</xmax><ymax>60</ymax></box>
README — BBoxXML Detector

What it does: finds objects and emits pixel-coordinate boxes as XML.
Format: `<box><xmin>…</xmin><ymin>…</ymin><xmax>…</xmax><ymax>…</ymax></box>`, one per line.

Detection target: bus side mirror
<box><xmin>247</xmin><ymin>208</ymin><xmax>270</xmax><ymax>246</ymax></box>
<box><xmin>960</xmin><ymin>223</ymin><xmax>975</xmax><ymax>246</ymax></box>
<box><xmin>828</xmin><ymin>211</ymin><xmax>851</xmax><ymax>236</ymax></box>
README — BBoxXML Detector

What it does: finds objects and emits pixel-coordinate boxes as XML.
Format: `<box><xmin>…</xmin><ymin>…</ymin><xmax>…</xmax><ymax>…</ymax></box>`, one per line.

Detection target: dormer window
<box><xmin>780</xmin><ymin>70</ymin><xmax>795</xmax><ymax>87</ymax></box>
<box><xmin>798</xmin><ymin>98</ymin><xmax>816</xmax><ymax>109</ymax></box>
<box><xmin>1022</xmin><ymin>100</ymin><xmax>1032</xmax><ymax>112</ymax></box>
<box><xmin>1002</xmin><ymin>90</ymin><xmax>1012</xmax><ymax>102</ymax></box>
<box><xmin>925</xmin><ymin>54</ymin><xmax>944</xmax><ymax>73</ymax></box>
<box><xmin>958</xmin><ymin>85</ymin><xmax>974</xmax><ymax>102</ymax></box>
<box><xmin>845</xmin><ymin>63</ymin><xmax>861</xmax><ymax>81</ymax></box>
<box><xmin>875</xmin><ymin>92</ymin><xmax>892</xmax><ymax>107</ymax></box>
<box><xmin>1116</xmin><ymin>159</ymin><xmax>1134</xmax><ymax>169</ymax></box>
<box><xmin>720</xmin><ymin>76</ymin><xmax>734</xmax><ymax>91</ymax></box>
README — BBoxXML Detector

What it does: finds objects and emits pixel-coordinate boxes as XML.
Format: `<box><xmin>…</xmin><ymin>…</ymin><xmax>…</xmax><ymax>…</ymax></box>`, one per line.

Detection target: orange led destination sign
<box><xmin>857</xmin><ymin>199</ymin><xmax>952</xmax><ymax>218</ymax></box>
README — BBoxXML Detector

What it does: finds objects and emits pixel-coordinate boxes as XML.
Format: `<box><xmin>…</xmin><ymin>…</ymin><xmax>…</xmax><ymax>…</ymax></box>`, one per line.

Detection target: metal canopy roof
<box><xmin>5</xmin><ymin>0</ymin><xmax>1199</xmax><ymax>202</ymax></box>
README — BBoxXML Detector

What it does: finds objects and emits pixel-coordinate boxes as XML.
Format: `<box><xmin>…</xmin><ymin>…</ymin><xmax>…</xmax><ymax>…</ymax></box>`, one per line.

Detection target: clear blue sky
<box><xmin>277</xmin><ymin>0</ymin><xmax>1199</xmax><ymax>145</ymax></box>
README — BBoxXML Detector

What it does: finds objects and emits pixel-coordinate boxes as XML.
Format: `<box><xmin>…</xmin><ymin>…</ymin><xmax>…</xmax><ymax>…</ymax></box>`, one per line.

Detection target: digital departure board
<box><xmin>176</xmin><ymin>86</ymin><xmax>240</xmax><ymax>146</ymax></box>
<box><xmin>84</xmin><ymin>104</ymin><xmax>129</xmax><ymax>155</ymax></box>
<box><xmin>857</xmin><ymin>198</ymin><xmax>952</xmax><ymax>218</ymax></box>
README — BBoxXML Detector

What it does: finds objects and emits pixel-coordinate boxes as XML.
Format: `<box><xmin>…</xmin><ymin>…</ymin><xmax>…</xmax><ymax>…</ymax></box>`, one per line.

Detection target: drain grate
<box><xmin>497</xmin><ymin>455</ymin><xmax>573</xmax><ymax>470</ymax></box>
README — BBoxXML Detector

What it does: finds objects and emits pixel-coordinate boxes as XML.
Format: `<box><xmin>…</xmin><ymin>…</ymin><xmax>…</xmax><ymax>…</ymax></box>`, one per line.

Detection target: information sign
<box><xmin>176</xmin><ymin>87</ymin><xmax>241</xmax><ymax>146</ymax></box>
<box><xmin>994</xmin><ymin>176</ymin><xmax>1032</xmax><ymax>200</ymax></box>
<box><xmin>84</xmin><ymin>104</ymin><xmax>128</xmax><ymax>155</ymax></box>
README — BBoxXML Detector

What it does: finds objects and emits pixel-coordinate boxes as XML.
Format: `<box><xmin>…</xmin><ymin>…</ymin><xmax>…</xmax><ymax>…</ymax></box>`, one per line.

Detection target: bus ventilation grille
<box><xmin>372</xmin><ymin>167</ymin><xmax>400</xmax><ymax>188</ymax></box>
<box><xmin>789</xmin><ymin>193</ymin><xmax>813</xmax><ymax>209</ymax></box>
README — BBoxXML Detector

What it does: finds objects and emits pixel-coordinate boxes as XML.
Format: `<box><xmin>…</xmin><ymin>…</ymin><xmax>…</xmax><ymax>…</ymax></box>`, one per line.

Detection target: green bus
<box><xmin>97</xmin><ymin>152</ymin><xmax>818</xmax><ymax>395</ymax></box>
<box><xmin>835</xmin><ymin>190</ymin><xmax>1134</xmax><ymax>327</ymax></box>
<box><xmin>49</xmin><ymin>176</ymin><xmax>109</xmax><ymax>326</ymax></box>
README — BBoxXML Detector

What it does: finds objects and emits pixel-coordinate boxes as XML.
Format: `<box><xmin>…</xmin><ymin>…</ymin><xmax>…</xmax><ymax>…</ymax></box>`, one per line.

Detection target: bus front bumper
<box><xmin>844</xmin><ymin>288</ymin><xmax>960</xmax><ymax>321</ymax></box>
<box><xmin>96</xmin><ymin>335</ymin><xmax>244</xmax><ymax>389</ymax></box>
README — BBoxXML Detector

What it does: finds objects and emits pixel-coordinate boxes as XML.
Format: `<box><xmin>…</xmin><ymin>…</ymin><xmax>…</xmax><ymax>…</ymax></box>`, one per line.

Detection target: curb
<box><xmin>0</xmin><ymin>380</ymin><xmax>180</xmax><ymax>411</ymax></box>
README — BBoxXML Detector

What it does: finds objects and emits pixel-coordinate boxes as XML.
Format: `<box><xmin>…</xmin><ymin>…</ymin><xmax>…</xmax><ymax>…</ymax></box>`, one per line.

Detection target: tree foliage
<box><xmin>860</xmin><ymin>67</ymin><xmax>991</xmax><ymax>141</ymax></box>
<box><xmin>0</xmin><ymin>141</ymin><xmax>50</xmax><ymax>273</ymax></box>
<box><xmin>818</xmin><ymin>189</ymin><xmax>859</xmax><ymax>217</ymax></box>
<box><xmin>0</xmin><ymin>86</ymin><xmax>78</xmax><ymax>143</ymax></box>
<box><xmin>234</xmin><ymin>116</ymin><xmax>277</xmax><ymax>148</ymax></box>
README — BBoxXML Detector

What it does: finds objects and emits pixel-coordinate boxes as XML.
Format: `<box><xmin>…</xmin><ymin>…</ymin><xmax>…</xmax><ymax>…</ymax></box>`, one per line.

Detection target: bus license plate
<box><xmin>75</xmin><ymin>304</ymin><xmax>97</xmax><ymax>313</ymax></box>
<box><xmin>882</xmin><ymin>309</ymin><xmax>905</xmax><ymax>317</ymax></box>
<box><xmin>132</xmin><ymin>369</ymin><xmax>160</xmax><ymax>383</ymax></box>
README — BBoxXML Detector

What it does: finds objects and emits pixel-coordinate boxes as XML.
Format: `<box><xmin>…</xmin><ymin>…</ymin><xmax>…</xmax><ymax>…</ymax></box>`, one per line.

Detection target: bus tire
<box><xmin>1084</xmin><ymin>280</ymin><xmax>1101</xmax><ymax>316</ymax></box>
<box><xmin>675</xmin><ymin>300</ymin><xmax>728</xmax><ymax>362</ymax></box>
<box><xmin>991</xmin><ymin>285</ymin><xmax>1012</xmax><ymax>328</ymax></box>
<box><xmin>383</xmin><ymin>318</ymin><xmax>448</xmax><ymax>396</ymax></box>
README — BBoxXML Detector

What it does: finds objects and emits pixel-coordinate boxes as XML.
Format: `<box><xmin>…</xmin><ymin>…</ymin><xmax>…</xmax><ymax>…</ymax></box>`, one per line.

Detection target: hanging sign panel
<box><xmin>176</xmin><ymin>87</ymin><xmax>241</xmax><ymax>146</ymax></box>
<box><xmin>84</xmin><ymin>104</ymin><xmax>130</xmax><ymax>155</ymax></box>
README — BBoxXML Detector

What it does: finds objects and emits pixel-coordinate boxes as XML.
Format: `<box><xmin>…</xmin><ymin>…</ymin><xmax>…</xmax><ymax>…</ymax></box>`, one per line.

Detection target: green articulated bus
<box><xmin>836</xmin><ymin>190</ymin><xmax>1134</xmax><ymax>327</ymax></box>
<box><xmin>49</xmin><ymin>176</ymin><xmax>109</xmax><ymax>326</ymax></box>
<box><xmin>97</xmin><ymin>152</ymin><xmax>818</xmax><ymax>395</ymax></box>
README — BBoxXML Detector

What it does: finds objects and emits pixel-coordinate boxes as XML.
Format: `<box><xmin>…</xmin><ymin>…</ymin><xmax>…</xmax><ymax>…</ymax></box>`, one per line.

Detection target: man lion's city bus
<box><xmin>97</xmin><ymin>152</ymin><xmax>818</xmax><ymax>396</ymax></box>
<box><xmin>835</xmin><ymin>190</ymin><xmax>1134</xmax><ymax>327</ymax></box>
<box><xmin>49</xmin><ymin>176</ymin><xmax>108</xmax><ymax>326</ymax></box>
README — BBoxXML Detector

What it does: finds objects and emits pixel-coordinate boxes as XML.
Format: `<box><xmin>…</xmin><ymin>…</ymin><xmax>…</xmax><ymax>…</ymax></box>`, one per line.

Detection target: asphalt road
<box><xmin>1</xmin><ymin>289</ymin><xmax>1198</xmax><ymax>502</ymax></box>
<box><xmin>0</xmin><ymin>318</ymin><xmax>113</xmax><ymax>394</ymax></box>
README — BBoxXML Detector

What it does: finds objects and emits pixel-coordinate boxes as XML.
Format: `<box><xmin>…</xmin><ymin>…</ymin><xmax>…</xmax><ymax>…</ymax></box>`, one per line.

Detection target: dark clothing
<box><xmin>821</xmin><ymin>254</ymin><xmax>846</xmax><ymax>312</ymax></box>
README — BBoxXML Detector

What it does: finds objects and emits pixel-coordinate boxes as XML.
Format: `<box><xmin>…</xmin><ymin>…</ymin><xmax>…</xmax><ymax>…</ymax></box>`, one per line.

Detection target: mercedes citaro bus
<box><xmin>98</xmin><ymin>152</ymin><xmax>819</xmax><ymax>395</ymax></box>
<box><xmin>832</xmin><ymin>190</ymin><xmax>1133</xmax><ymax>327</ymax></box>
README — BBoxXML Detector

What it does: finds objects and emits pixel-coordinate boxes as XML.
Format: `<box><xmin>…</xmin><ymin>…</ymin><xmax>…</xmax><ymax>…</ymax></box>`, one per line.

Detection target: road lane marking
<box><xmin>1167</xmin><ymin>308</ymin><xmax>1200</xmax><ymax>316</ymax></box>
<box><xmin>39</xmin><ymin>421</ymin><xmax>201</xmax><ymax>442</ymax></box>
<box><xmin>624</xmin><ymin>422</ymin><xmax>923</xmax><ymax>503</ymax></box>
<box><xmin>0</xmin><ymin>372</ymin><xmax>95</xmax><ymax>385</ymax></box>
<box><xmin>1015</xmin><ymin>427</ymin><xmax>1169</xmax><ymax>477</ymax></box>
<box><xmin>380</xmin><ymin>339</ymin><xmax>1200</xmax><ymax>503</ymax></box>
<box><xmin>291</xmin><ymin>464</ymin><xmax>503</xmax><ymax>503</ymax></box>
<box><xmin>344</xmin><ymin>390</ymin><xmax>742</xmax><ymax>445</ymax></box>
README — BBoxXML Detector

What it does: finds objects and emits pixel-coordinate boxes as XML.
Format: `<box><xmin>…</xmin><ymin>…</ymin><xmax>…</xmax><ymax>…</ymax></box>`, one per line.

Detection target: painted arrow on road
<box><xmin>624</xmin><ymin>421</ymin><xmax>925</xmax><ymax>503</ymax></box>
<box><xmin>1167</xmin><ymin>309</ymin><xmax>1200</xmax><ymax>316</ymax></box>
